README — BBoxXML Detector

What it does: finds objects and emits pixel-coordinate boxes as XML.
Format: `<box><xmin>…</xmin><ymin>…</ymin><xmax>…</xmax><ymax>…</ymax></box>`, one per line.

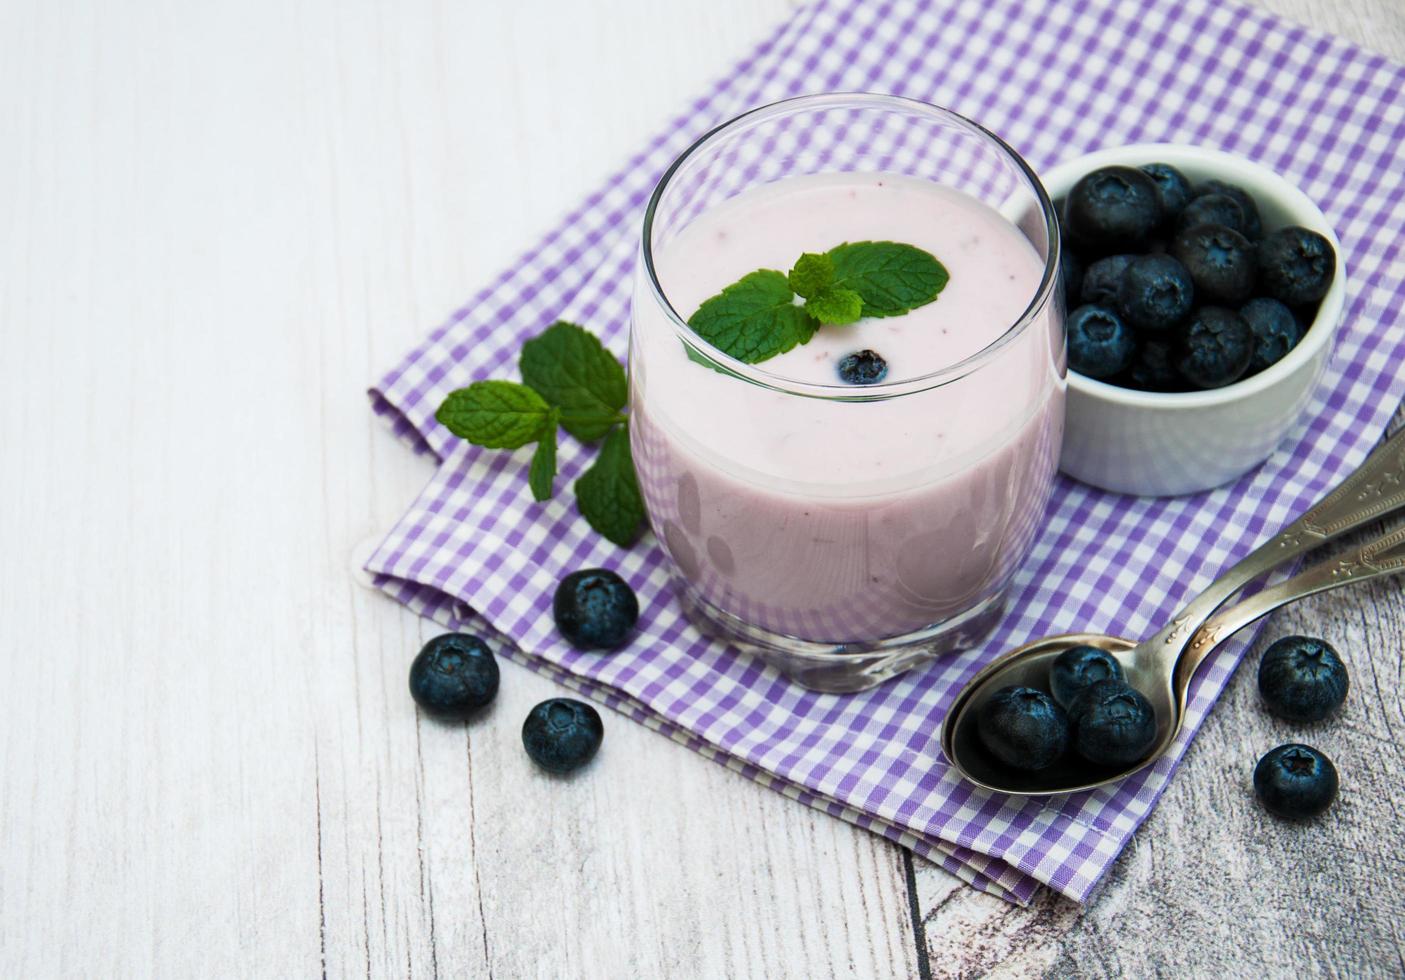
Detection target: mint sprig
<box><xmin>435</xmin><ymin>321</ymin><xmax>644</xmax><ymax>547</ymax></box>
<box><xmin>688</xmin><ymin>241</ymin><xmax>948</xmax><ymax>363</ymax></box>
<box><xmin>686</xmin><ymin>269</ymin><xmax>819</xmax><ymax>364</ymax></box>
<box><xmin>521</xmin><ymin>321</ymin><xmax>628</xmax><ymax>440</ymax></box>
<box><xmin>575</xmin><ymin>426</ymin><xmax>645</xmax><ymax>548</ymax></box>
<box><xmin>827</xmin><ymin>241</ymin><xmax>949</xmax><ymax>318</ymax></box>
<box><xmin>435</xmin><ymin>381</ymin><xmax>556</xmax><ymax>448</ymax></box>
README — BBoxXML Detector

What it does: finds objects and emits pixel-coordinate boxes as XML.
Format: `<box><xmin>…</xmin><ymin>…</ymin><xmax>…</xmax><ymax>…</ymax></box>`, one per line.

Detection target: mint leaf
<box><xmin>528</xmin><ymin>418</ymin><xmax>558</xmax><ymax>501</ymax></box>
<box><xmin>827</xmin><ymin>242</ymin><xmax>948</xmax><ymax>317</ymax></box>
<box><xmin>436</xmin><ymin>381</ymin><xmax>554</xmax><ymax>449</ymax></box>
<box><xmin>687</xmin><ymin>269</ymin><xmax>818</xmax><ymax>364</ymax></box>
<box><xmin>574</xmin><ymin>425</ymin><xmax>644</xmax><ymax>547</ymax></box>
<box><xmin>788</xmin><ymin>252</ymin><xmax>834</xmax><ymax>299</ymax></box>
<box><xmin>804</xmin><ymin>286</ymin><xmax>863</xmax><ymax>325</ymax></box>
<box><xmin>520</xmin><ymin>321</ymin><xmax>628</xmax><ymax>441</ymax></box>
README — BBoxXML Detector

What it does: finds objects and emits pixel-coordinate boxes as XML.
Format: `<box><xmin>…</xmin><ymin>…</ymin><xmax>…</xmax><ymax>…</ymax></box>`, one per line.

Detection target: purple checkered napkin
<box><xmin>366</xmin><ymin>0</ymin><xmax>1405</xmax><ymax>903</ymax></box>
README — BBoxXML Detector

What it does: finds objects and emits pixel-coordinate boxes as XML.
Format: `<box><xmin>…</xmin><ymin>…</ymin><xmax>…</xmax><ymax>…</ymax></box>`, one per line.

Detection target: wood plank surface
<box><xmin>0</xmin><ymin>0</ymin><xmax>1401</xmax><ymax>977</ymax></box>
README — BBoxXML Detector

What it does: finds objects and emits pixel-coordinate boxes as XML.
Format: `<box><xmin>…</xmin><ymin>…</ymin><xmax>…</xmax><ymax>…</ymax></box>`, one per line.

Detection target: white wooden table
<box><xmin>4</xmin><ymin>1</ymin><xmax>1403</xmax><ymax>976</ymax></box>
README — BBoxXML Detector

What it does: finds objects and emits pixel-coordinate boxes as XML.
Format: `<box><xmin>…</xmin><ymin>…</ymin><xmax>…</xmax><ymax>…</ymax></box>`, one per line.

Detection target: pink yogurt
<box><xmin>630</xmin><ymin>172</ymin><xmax>1064</xmax><ymax>643</ymax></box>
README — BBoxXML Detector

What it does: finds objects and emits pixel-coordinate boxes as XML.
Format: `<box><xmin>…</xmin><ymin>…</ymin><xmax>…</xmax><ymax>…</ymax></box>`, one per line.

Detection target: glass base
<box><xmin>675</xmin><ymin>585</ymin><xmax>1008</xmax><ymax>693</ymax></box>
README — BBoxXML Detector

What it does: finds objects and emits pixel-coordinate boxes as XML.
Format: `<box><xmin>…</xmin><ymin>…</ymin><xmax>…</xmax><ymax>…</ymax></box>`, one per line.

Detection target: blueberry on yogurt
<box><xmin>837</xmin><ymin>349</ymin><xmax>888</xmax><ymax>385</ymax></box>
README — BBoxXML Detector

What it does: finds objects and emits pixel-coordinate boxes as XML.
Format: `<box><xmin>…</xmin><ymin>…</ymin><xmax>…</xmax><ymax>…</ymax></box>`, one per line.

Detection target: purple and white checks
<box><xmin>366</xmin><ymin>0</ymin><xmax>1405</xmax><ymax>903</ymax></box>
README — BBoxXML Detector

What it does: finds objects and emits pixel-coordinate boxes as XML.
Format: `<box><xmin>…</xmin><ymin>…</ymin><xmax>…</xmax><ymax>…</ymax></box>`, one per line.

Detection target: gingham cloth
<box><xmin>366</xmin><ymin>0</ymin><xmax>1405</xmax><ymax>903</ymax></box>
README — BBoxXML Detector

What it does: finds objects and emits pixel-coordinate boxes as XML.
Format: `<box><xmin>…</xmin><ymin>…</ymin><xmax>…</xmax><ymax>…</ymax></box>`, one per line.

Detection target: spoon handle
<box><xmin>1175</xmin><ymin>521</ymin><xmax>1405</xmax><ymax>686</ymax></box>
<box><xmin>1145</xmin><ymin>425</ymin><xmax>1405</xmax><ymax>656</ymax></box>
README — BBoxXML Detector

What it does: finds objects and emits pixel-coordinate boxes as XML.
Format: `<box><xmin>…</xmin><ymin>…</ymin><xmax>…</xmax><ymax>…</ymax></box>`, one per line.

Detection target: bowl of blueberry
<box><xmin>1047</xmin><ymin>143</ymin><xmax>1347</xmax><ymax>496</ymax></box>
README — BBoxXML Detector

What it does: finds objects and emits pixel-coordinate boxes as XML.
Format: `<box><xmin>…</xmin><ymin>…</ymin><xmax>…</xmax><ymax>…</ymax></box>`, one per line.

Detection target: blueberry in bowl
<box><xmin>1169</xmin><ymin>223</ymin><xmax>1257</xmax><ymax>305</ymax></box>
<box><xmin>1080</xmin><ymin>254</ymin><xmax>1137</xmax><ymax>306</ymax></box>
<box><xmin>1197</xmin><ymin>179</ymin><xmax>1263</xmax><ymax>239</ymax></box>
<box><xmin>1064</xmin><ymin>165</ymin><xmax>1162</xmax><ymax>252</ymax></box>
<box><xmin>1139</xmin><ymin>162</ymin><xmax>1193</xmax><ymax>224</ymax></box>
<box><xmin>1240</xmin><ymin>297</ymin><xmax>1305</xmax><ymax>374</ymax></box>
<box><xmin>1047</xmin><ymin>143</ymin><xmax>1346</xmax><ymax>496</ymax></box>
<box><xmin>1174</xmin><ymin>193</ymin><xmax>1247</xmax><ymax>236</ymax></box>
<box><xmin>1174</xmin><ymin>306</ymin><xmax>1254</xmax><ymax>389</ymax></box>
<box><xmin>1256</xmin><ymin>226</ymin><xmax>1336</xmax><ymax>307</ymax></box>
<box><xmin>1123</xmin><ymin>337</ymin><xmax>1180</xmax><ymax>392</ymax></box>
<box><xmin>1117</xmin><ymin>254</ymin><xmax>1195</xmax><ymax>333</ymax></box>
<box><xmin>1066</xmin><ymin>305</ymin><xmax>1136</xmax><ymax>379</ymax></box>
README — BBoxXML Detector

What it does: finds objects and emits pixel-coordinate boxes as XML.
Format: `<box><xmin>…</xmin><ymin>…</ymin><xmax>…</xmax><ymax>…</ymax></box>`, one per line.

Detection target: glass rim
<box><xmin>640</xmin><ymin>92</ymin><xmax>1062</xmax><ymax>402</ymax></box>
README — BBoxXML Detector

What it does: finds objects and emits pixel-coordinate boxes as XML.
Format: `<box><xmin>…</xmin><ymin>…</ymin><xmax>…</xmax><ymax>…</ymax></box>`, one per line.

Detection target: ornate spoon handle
<box><xmin>1175</xmin><ymin>521</ymin><xmax>1405</xmax><ymax>686</ymax></box>
<box><xmin>1146</xmin><ymin>426</ymin><xmax>1405</xmax><ymax>655</ymax></box>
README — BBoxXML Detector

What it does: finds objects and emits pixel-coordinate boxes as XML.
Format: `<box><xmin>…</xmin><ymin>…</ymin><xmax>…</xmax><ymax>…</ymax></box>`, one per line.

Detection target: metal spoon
<box><xmin>941</xmin><ymin>427</ymin><xmax>1405</xmax><ymax>796</ymax></box>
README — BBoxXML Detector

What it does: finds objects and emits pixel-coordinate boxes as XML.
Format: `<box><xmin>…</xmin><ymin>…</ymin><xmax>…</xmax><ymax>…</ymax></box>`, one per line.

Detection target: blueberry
<box><xmin>1117</xmin><ymin>254</ymin><xmax>1195</xmax><ymax>333</ymax></box>
<box><xmin>1240</xmin><ymin>297</ymin><xmax>1305</xmax><ymax>373</ymax></box>
<box><xmin>553</xmin><ymin>569</ymin><xmax>639</xmax><ymax>650</ymax></box>
<box><xmin>976</xmin><ymin>686</ymin><xmax>1070</xmax><ymax>771</ymax></box>
<box><xmin>1174</xmin><ymin>307</ymin><xmax>1254</xmax><ymax>389</ymax></box>
<box><xmin>1175</xmin><ymin>193</ymin><xmax>1247</xmax><ymax>236</ymax></box>
<box><xmin>1258</xmin><ymin>635</ymin><xmax>1349</xmax><ymax>722</ymax></box>
<box><xmin>1125</xmin><ymin>338</ymin><xmax>1182</xmax><ymax>391</ymax></box>
<box><xmin>1049</xmin><ymin>645</ymin><xmax>1126</xmax><ymax>709</ymax></box>
<box><xmin>1065</xmin><ymin>166</ymin><xmax>1162</xmax><ymax>251</ymax></box>
<box><xmin>1080</xmin><ymin>254</ymin><xmax>1137</xmax><ymax>306</ymax></box>
<box><xmin>1139</xmin><ymin>162</ymin><xmax>1193</xmax><ymax>225</ymax></box>
<box><xmin>1069</xmin><ymin>680</ymin><xmax>1158</xmax><ymax>768</ymax></box>
<box><xmin>1197</xmin><ymin>179</ymin><xmax>1262</xmax><ymax>239</ymax></box>
<box><xmin>1170</xmin><ymin>224</ymin><xmax>1256</xmax><ymax>304</ymax></box>
<box><xmin>1067</xmin><ymin>305</ymin><xmax>1137</xmax><ymax>379</ymax></box>
<box><xmin>1253</xmin><ymin>744</ymin><xmax>1338</xmax><ymax>819</ymax></box>
<box><xmin>1061</xmin><ymin>249</ymin><xmax>1085</xmax><ymax>307</ymax></box>
<box><xmin>522</xmin><ymin>698</ymin><xmax>604</xmax><ymax>774</ymax></box>
<box><xmin>837</xmin><ymin>349</ymin><xmax>888</xmax><ymax>385</ymax></box>
<box><xmin>1256</xmin><ymin>226</ymin><xmax>1336</xmax><ymax>307</ymax></box>
<box><xmin>408</xmin><ymin>634</ymin><xmax>499</xmax><ymax>718</ymax></box>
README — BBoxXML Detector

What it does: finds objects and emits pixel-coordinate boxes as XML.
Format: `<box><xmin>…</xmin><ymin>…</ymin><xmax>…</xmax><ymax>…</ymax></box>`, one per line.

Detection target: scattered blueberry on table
<box><xmin>522</xmin><ymin>698</ymin><xmax>605</xmax><ymax>774</ymax></box>
<box><xmin>836</xmin><ymin>349</ymin><xmax>888</xmax><ymax>385</ymax></box>
<box><xmin>408</xmin><ymin>633</ymin><xmax>500</xmax><ymax>718</ymax></box>
<box><xmin>1253</xmin><ymin>743</ymin><xmax>1338</xmax><ymax>819</ymax></box>
<box><xmin>1258</xmin><ymin>635</ymin><xmax>1350</xmax><ymax>722</ymax></box>
<box><xmin>553</xmin><ymin>568</ymin><xmax>640</xmax><ymax>650</ymax></box>
<box><xmin>1057</xmin><ymin>162</ymin><xmax>1335</xmax><ymax>392</ymax></box>
<box><xmin>1049</xmin><ymin>644</ymin><xmax>1126</xmax><ymax>709</ymax></box>
<box><xmin>976</xmin><ymin>686</ymin><xmax>1070</xmax><ymax>771</ymax></box>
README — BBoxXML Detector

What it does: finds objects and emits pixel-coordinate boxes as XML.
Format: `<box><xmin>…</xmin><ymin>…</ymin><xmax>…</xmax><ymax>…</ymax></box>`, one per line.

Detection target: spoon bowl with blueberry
<box><xmin>941</xmin><ymin>425</ymin><xmax>1405</xmax><ymax>795</ymax></box>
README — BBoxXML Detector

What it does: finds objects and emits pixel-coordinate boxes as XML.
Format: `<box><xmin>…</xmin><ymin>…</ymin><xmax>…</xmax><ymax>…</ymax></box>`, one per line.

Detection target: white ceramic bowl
<box><xmin>1046</xmin><ymin>143</ymin><xmax>1346</xmax><ymax>496</ymax></box>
